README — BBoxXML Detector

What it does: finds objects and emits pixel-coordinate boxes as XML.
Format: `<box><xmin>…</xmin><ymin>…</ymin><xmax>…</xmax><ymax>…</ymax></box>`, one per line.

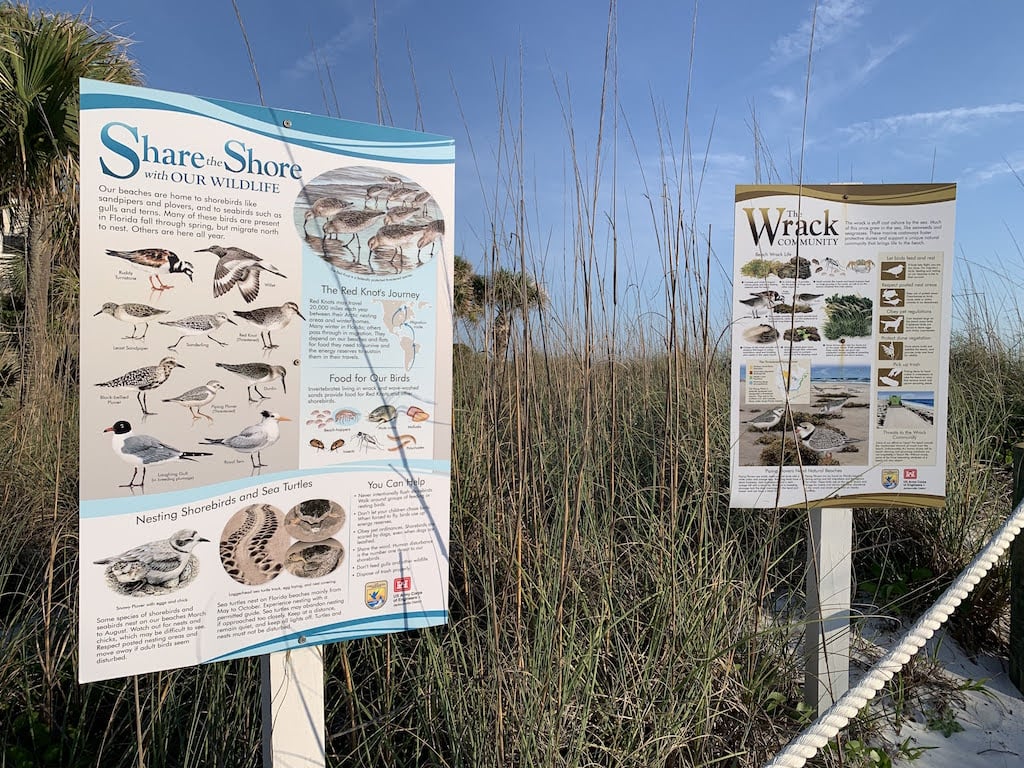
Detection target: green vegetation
<box><xmin>823</xmin><ymin>294</ymin><xmax>874</xmax><ymax>339</ymax></box>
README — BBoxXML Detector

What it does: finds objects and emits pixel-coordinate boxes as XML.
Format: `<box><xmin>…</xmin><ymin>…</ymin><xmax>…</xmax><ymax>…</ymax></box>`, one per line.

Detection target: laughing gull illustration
<box><xmin>105</xmin><ymin>419</ymin><xmax>212</xmax><ymax>487</ymax></box>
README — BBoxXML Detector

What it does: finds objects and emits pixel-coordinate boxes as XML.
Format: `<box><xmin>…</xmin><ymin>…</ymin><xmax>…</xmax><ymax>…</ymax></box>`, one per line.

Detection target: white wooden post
<box><xmin>261</xmin><ymin>647</ymin><xmax>327</xmax><ymax>768</ymax></box>
<box><xmin>804</xmin><ymin>507</ymin><xmax>853</xmax><ymax>712</ymax></box>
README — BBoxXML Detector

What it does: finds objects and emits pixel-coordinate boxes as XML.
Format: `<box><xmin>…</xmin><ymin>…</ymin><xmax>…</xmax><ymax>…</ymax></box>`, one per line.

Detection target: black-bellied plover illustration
<box><xmin>738</xmin><ymin>290</ymin><xmax>781</xmax><ymax>319</ymax></box>
<box><xmin>416</xmin><ymin>219</ymin><xmax>445</xmax><ymax>262</ymax></box>
<box><xmin>162</xmin><ymin>380</ymin><xmax>226</xmax><ymax>421</ymax></box>
<box><xmin>104</xmin><ymin>420</ymin><xmax>212</xmax><ymax>487</ymax></box>
<box><xmin>195</xmin><ymin>245</ymin><xmax>286</xmax><ymax>303</ymax></box>
<box><xmin>321</xmin><ymin>209</ymin><xmax>386</xmax><ymax>252</ymax></box>
<box><xmin>96</xmin><ymin>356</ymin><xmax>184</xmax><ymax>416</ymax></box>
<box><xmin>94</xmin><ymin>528</ymin><xmax>209</xmax><ymax>588</ymax></box>
<box><xmin>93</xmin><ymin>302</ymin><xmax>169</xmax><ymax>339</ymax></box>
<box><xmin>201</xmin><ymin>410</ymin><xmax>290</xmax><ymax>469</ymax></box>
<box><xmin>796</xmin><ymin>422</ymin><xmax>862</xmax><ymax>461</ymax></box>
<box><xmin>215</xmin><ymin>361</ymin><xmax>287</xmax><ymax>401</ymax></box>
<box><xmin>105</xmin><ymin>249</ymin><xmax>194</xmax><ymax>291</ymax></box>
<box><xmin>367</xmin><ymin>223</ymin><xmax>427</xmax><ymax>272</ymax></box>
<box><xmin>232</xmin><ymin>301</ymin><xmax>305</xmax><ymax>349</ymax></box>
<box><xmin>303</xmin><ymin>196</ymin><xmax>353</xmax><ymax>234</ymax></box>
<box><xmin>159</xmin><ymin>312</ymin><xmax>237</xmax><ymax>350</ymax></box>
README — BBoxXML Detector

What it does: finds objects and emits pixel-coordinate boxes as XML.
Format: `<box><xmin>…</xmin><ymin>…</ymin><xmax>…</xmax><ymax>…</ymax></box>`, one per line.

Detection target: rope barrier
<box><xmin>764</xmin><ymin>498</ymin><xmax>1024</xmax><ymax>768</ymax></box>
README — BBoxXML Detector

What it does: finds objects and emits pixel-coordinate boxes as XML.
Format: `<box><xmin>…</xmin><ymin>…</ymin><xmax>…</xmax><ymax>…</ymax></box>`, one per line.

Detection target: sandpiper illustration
<box><xmin>96</xmin><ymin>356</ymin><xmax>184</xmax><ymax>416</ymax></box>
<box><xmin>364</xmin><ymin>183</ymin><xmax>392</xmax><ymax>207</ymax></box>
<box><xmin>796</xmin><ymin>422</ymin><xmax>862</xmax><ymax>461</ymax></box>
<box><xmin>105</xmin><ymin>249</ymin><xmax>194</xmax><ymax>291</ymax></box>
<box><xmin>94</xmin><ymin>528</ymin><xmax>209</xmax><ymax>588</ymax></box>
<box><xmin>162</xmin><ymin>380</ymin><xmax>226</xmax><ymax>421</ymax></box>
<box><xmin>383</xmin><ymin>205</ymin><xmax>422</xmax><ymax>226</ymax></box>
<box><xmin>387</xmin><ymin>187</ymin><xmax>428</xmax><ymax>207</ymax></box>
<box><xmin>159</xmin><ymin>312</ymin><xmax>237</xmax><ymax>349</ymax></box>
<box><xmin>743</xmin><ymin>407</ymin><xmax>785</xmax><ymax>431</ymax></box>
<box><xmin>232</xmin><ymin>301</ymin><xmax>305</xmax><ymax>349</ymax></box>
<box><xmin>739</xmin><ymin>290</ymin><xmax>782</xmax><ymax>318</ymax></box>
<box><xmin>322</xmin><ymin>208</ymin><xmax>386</xmax><ymax>251</ymax></box>
<box><xmin>215</xmin><ymin>361</ymin><xmax>287</xmax><ymax>401</ymax></box>
<box><xmin>367</xmin><ymin>223</ymin><xmax>427</xmax><ymax>271</ymax></box>
<box><xmin>201</xmin><ymin>410</ymin><xmax>290</xmax><ymax>469</ymax></box>
<box><xmin>303</xmin><ymin>196</ymin><xmax>353</xmax><ymax>233</ymax></box>
<box><xmin>416</xmin><ymin>219</ymin><xmax>445</xmax><ymax>261</ymax></box>
<box><xmin>195</xmin><ymin>245</ymin><xmax>286</xmax><ymax>303</ymax></box>
<box><xmin>104</xmin><ymin>420</ymin><xmax>212</xmax><ymax>487</ymax></box>
<box><xmin>93</xmin><ymin>302</ymin><xmax>169</xmax><ymax>340</ymax></box>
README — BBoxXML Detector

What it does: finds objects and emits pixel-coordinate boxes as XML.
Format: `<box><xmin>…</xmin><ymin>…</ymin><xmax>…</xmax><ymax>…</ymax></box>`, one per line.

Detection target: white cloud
<box><xmin>772</xmin><ymin>0</ymin><xmax>868</xmax><ymax>61</ymax></box>
<box><xmin>852</xmin><ymin>32</ymin><xmax>911</xmax><ymax>83</ymax></box>
<box><xmin>770</xmin><ymin>86</ymin><xmax>797</xmax><ymax>105</ymax></box>
<box><xmin>962</xmin><ymin>152</ymin><xmax>1024</xmax><ymax>186</ymax></box>
<box><xmin>843</xmin><ymin>103</ymin><xmax>1024</xmax><ymax>142</ymax></box>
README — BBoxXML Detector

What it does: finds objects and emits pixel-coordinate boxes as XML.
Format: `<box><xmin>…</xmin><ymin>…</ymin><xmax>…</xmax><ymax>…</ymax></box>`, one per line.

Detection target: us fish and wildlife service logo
<box><xmin>365</xmin><ymin>580</ymin><xmax>388</xmax><ymax>609</ymax></box>
<box><xmin>881</xmin><ymin>469</ymin><xmax>899</xmax><ymax>490</ymax></box>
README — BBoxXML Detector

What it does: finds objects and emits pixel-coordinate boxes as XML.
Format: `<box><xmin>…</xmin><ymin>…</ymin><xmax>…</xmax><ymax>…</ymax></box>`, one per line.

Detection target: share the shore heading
<box><xmin>97</xmin><ymin>121</ymin><xmax>299</xmax><ymax>192</ymax></box>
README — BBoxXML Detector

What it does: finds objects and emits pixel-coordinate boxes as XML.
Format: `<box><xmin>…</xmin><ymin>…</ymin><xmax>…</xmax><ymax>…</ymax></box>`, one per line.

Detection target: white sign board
<box><xmin>78</xmin><ymin>80</ymin><xmax>454</xmax><ymax>682</ymax></box>
<box><xmin>730</xmin><ymin>184</ymin><xmax>955</xmax><ymax>509</ymax></box>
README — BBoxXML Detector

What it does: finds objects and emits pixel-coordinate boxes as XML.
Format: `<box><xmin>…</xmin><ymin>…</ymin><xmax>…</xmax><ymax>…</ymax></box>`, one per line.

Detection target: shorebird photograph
<box><xmin>738</xmin><ymin>290</ymin><xmax>782</xmax><ymax>319</ymax></box>
<box><xmin>195</xmin><ymin>245</ymin><xmax>287</xmax><ymax>303</ymax></box>
<box><xmin>93</xmin><ymin>302</ymin><xmax>169</xmax><ymax>340</ymax></box>
<box><xmin>233</xmin><ymin>301</ymin><xmax>305</xmax><ymax>349</ymax></box>
<box><xmin>105</xmin><ymin>248</ymin><xmax>194</xmax><ymax>291</ymax></box>
<box><xmin>94</xmin><ymin>528</ymin><xmax>209</xmax><ymax>590</ymax></box>
<box><xmin>215</xmin><ymin>361</ymin><xmax>288</xmax><ymax>401</ymax></box>
<box><xmin>161</xmin><ymin>380</ymin><xmax>226</xmax><ymax>421</ymax></box>
<box><xmin>96</xmin><ymin>356</ymin><xmax>184</xmax><ymax>416</ymax></box>
<box><xmin>159</xmin><ymin>312</ymin><xmax>237</xmax><ymax>349</ymax></box>
<box><xmin>201</xmin><ymin>410</ymin><xmax>290</xmax><ymax>469</ymax></box>
<box><xmin>104</xmin><ymin>420</ymin><xmax>212</xmax><ymax>488</ymax></box>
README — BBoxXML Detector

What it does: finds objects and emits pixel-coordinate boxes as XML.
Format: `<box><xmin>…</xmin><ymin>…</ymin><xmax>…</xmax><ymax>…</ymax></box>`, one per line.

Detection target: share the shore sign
<box><xmin>729</xmin><ymin>184</ymin><xmax>956</xmax><ymax>509</ymax></box>
<box><xmin>78</xmin><ymin>79</ymin><xmax>453</xmax><ymax>683</ymax></box>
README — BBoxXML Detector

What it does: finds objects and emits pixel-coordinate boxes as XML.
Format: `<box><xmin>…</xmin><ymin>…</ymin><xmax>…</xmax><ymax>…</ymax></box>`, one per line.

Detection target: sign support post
<box><xmin>804</xmin><ymin>507</ymin><xmax>853</xmax><ymax>712</ymax></box>
<box><xmin>261</xmin><ymin>647</ymin><xmax>326</xmax><ymax>768</ymax></box>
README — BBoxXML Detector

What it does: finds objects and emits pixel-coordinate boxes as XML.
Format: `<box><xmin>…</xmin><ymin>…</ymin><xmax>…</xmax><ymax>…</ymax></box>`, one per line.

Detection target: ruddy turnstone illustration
<box><xmin>215</xmin><ymin>361</ymin><xmax>287</xmax><ymax>401</ymax></box>
<box><xmin>195</xmin><ymin>245</ymin><xmax>286</xmax><ymax>303</ymax></box>
<box><xmin>93</xmin><ymin>302</ymin><xmax>169</xmax><ymax>339</ymax></box>
<box><xmin>104</xmin><ymin>420</ymin><xmax>212</xmax><ymax>487</ymax></box>
<box><xmin>159</xmin><ymin>312</ymin><xmax>237</xmax><ymax>349</ymax></box>
<box><xmin>232</xmin><ymin>301</ymin><xmax>305</xmax><ymax>349</ymax></box>
<box><xmin>96</xmin><ymin>356</ymin><xmax>184</xmax><ymax>416</ymax></box>
<box><xmin>105</xmin><ymin>249</ymin><xmax>194</xmax><ymax>291</ymax></box>
<box><xmin>201</xmin><ymin>410</ymin><xmax>290</xmax><ymax>469</ymax></box>
<box><xmin>94</xmin><ymin>528</ymin><xmax>209</xmax><ymax>587</ymax></box>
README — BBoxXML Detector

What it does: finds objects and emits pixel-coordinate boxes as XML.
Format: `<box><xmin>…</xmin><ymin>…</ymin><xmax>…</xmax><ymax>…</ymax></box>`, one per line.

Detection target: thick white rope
<box><xmin>764</xmin><ymin>498</ymin><xmax>1024</xmax><ymax>768</ymax></box>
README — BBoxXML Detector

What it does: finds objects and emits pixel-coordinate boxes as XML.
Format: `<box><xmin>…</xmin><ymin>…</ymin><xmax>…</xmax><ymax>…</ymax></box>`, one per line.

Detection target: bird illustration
<box><xmin>364</xmin><ymin>183</ymin><xmax>392</xmax><ymax>207</ymax></box>
<box><xmin>415</xmin><ymin>219</ymin><xmax>445</xmax><ymax>262</ymax></box>
<box><xmin>162</xmin><ymin>380</ymin><xmax>226</xmax><ymax>421</ymax></box>
<box><xmin>792</xmin><ymin>292</ymin><xmax>823</xmax><ymax>303</ymax></box>
<box><xmin>367</xmin><ymin>223</ymin><xmax>430</xmax><ymax>272</ymax></box>
<box><xmin>96</xmin><ymin>356</ymin><xmax>184</xmax><ymax>416</ymax></box>
<box><xmin>383</xmin><ymin>205</ymin><xmax>423</xmax><ymax>226</ymax></box>
<box><xmin>882</xmin><ymin>288</ymin><xmax>900</xmax><ymax>300</ymax></box>
<box><xmin>743</xmin><ymin>407</ymin><xmax>785</xmax><ymax>431</ymax></box>
<box><xmin>94</xmin><ymin>529</ymin><xmax>209</xmax><ymax>588</ymax></box>
<box><xmin>159</xmin><ymin>312</ymin><xmax>237</xmax><ymax>349</ymax></box>
<box><xmin>883</xmin><ymin>297</ymin><xmax>902</xmax><ymax>307</ymax></box>
<box><xmin>93</xmin><ymin>302</ymin><xmax>170</xmax><ymax>340</ymax></box>
<box><xmin>215</xmin><ymin>361</ymin><xmax>287</xmax><ymax>401</ymax></box>
<box><xmin>817</xmin><ymin>397</ymin><xmax>851</xmax><ymax>416</ymax></box>
<box><xmin>105</xmin><ymin>249</ymin><xmax>194</xmax><ymax>291</ymax></box>
<box><xmin>232</xmin><ymin>301</ymin><xmax>305</xmax><ymax>349</ymax></box>
<box><xmin>104</xmin><ymin>420</ymin><xmax>212</xmax><ymax>487</ymax></box>
<box><xmin>195</xmin><ymin>245</ymin><xmax>286</xmax><ymax>303</ymax></box>
<box><xmin>321</xmin><ymin>209</ymin><xmax>386</xmax><ymax>251</ymax></box>
<box><xmin>738</xmin><ymin>290</ymin><xmax>782</xmax><ymax>319</ymax></box>
<box><xmin>796</xmin><ymin>422</ymin><xmax>862</xmax><ymax>461</ymax></box>
<box><xmin>201</xmin><ymin>410</ymin><xmax>290</xmax><ymax>469</ymax></box>
<box><xmin>883</xmin><ymin>263</ymin><xmax>905</xmax><ymax>277</ymax></box>
<box><xmin>302</xmin><ymin>196</ymin><xmax>353</xmax><ymax>233</ymax></box>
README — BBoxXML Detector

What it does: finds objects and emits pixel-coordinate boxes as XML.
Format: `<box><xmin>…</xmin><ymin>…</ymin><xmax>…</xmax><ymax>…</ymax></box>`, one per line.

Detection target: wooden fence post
<box><xmin>1010</xmin><ymin>444</ymin><xmax>1024</xmax><ymax>693</ymax></box>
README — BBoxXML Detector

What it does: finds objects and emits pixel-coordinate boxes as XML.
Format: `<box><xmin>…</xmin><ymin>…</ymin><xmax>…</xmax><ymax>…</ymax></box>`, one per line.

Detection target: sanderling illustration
<box><xmin>201</xmin><ymin>410</ymin><xmax>290</xmax><ymax>469</ymax></box>
<box><xmin>232</xmin><ymin>301</ymin><xmax>306</xmax><ymax>349</ymax></box>
<box><xmin>195</xmin><ymin>245</ymin><xmax>286</xmax><ymax>303</ymax></box>
<box><xmin>93</xmin><ymin>302</ymin><xmax>169</xmax><ymax>340</ymax></box>
<box><xmin>162</xmin><ymin>380</ymin><xmax>225</xmax><ymax>421</ymax></box>
<box><xmin>738</xmin><ymin>290</ymin><xmax>782</xmax><ymax>318</ymax></box>
<box><xmin>104</xmin><ymin>420</ymin><xmax>212</xmax><ymax>487</ymax></box>
<box><xmin>96</xmin><ymin>356</ymin><xmax>184</xmax><ymax>416</ymax></box>
<box><xmin>105</xmin><ymin>249</ymin><xmax>194</xmax><ymax>291</ymax></box>
<box><xmin>215</xmin><ymin>361</ymin><xmax>287</xmax><ymax>401</ymax></box>
<box><xmin>303</xmin><ymin>196</ymin><xmax>353</xmax><ymax>233</ymax></box>
<box><xmin>159</xmin><ymin>312</ymin><xmax>237</xmax><ymax>350</ymax></box>
<box><xmin>796</xmin><ymin>422</ymin><xmax>862</xmax><ymax>461</ymax></box>
<box><xmin>743</xmin><ymin>407</ymin><xmax>785</xmax><ymax>431</ymax></box>
<box><xmin>94</xmin><ymin>528</ymin><xmax>209</xmax><ymax>588</ymax></box>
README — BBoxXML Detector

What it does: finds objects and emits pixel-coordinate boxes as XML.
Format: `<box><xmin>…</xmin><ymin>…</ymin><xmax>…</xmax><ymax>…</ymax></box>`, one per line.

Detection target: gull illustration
<box><xmin>201</xmin><ymin>410</ymin><xmax>290</xmax><ymax>469</ymax></box>
<box><xmin>105</xmin><ymin>420</ymin><xmax>212</xmax><ymax>487</ymax></box>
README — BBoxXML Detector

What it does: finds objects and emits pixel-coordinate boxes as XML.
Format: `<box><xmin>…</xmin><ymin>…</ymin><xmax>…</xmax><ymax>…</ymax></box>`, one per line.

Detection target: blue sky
<box><xmin>50</xmin><ymin>0</ymin><xmax>1024</xmax><ymax>329</ymax></box>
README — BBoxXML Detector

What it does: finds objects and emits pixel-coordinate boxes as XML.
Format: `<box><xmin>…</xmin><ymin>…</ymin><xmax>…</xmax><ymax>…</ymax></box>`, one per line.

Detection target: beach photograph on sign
<box><xmin>77</xmin><ymin>79</ymin><xmax>454</xmax><ymax>683</ymax></box>
<box><xmin>729</xmin><ymin>184</ymin><xmax>956</xmax><ymax>509</ymax></box>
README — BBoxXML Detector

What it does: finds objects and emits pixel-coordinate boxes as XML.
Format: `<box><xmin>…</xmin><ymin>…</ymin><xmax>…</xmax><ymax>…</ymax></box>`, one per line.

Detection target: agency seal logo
<box><xmin>881</xmin><ymin>469</ymin><xmax>899</xmax><ymax>490</ymax></box>
<box><xmin>364</xmin><ymin>580</ymin><xmax>388</xmax><ymax>609</ymax></box>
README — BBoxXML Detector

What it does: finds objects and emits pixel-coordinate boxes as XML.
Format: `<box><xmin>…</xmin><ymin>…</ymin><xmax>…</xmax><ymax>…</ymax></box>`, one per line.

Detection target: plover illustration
<box><xmin>105</xmin><ymin>249</ymin><xmax>194</xmax><ymax>291</ymax></box>
<box><xmin>104</xmin><ymin>420</ymin><xmax>212</xmax><ymax>487</ymax></box>
<box><xmin>303</xmin><ymin>196</ymin><xmax>353</xmax><ymax>233</ymax></box>
<box><xmin>321</xmin><ymin>209</ymin><xmax>386</xmax><ymax>251</ymax></box>
<box><xmin>416</xmin><ymin>219</ymin><xmax>445</xmax><ymax>262</ymax></box>
<box><xmin>94</xmin><ymin>528</ymin><xmax>209</xmax><ymax>588</ymax></box>
<box><xmin>738</xmin><ymin>290</ymin><xmax>782</xmax><ymax>318</ymax></box>
<box><xmin>882</xmin><ymin>288</ymin><xmax>900</xmax><ymax>300</ymax></box>
<box><xmin>93</xmin><ymin>302</ymin><xmax>170</xmax><ymax>339</ymax></box>
<box><xmin>796</xmin><ymin>422</ymin><xmax>862</xmax><ymax>460</ymax></box>
<box><xmin>883</xmin><ymin>264</ymin><xmax>905</xmax><ymax>278</ymax></box>
<box><xmin>96</xmin><ymin>356</ymin><xmax>184</xmax><ymax>416</ymax></box>
<box><xmin>215</xmin><ymin>361</ymin><xmax>287</xmax><ymax>401</ymax></box>
<box><xmin>232</xmin><ymin>301</ymin><xmax>305</xmax><ymax>349</ymax></box>
<box><xmin>817</xmin><ymin>397</ymin><xmax>851</xmax><ymax>416</ymax></box>
<box><xmin>201</xmin><ymin>410</ymin><xmax>290</xmax><ymax>469</ymax></box>
<box><xmin>743</xmin><ymin>407</ymin><xmax>785</xmax><ymax>431</ymax></box>
<box><xmin>195</xmin><ymin>245</ymin><xmax>286</xmax><ymax>303</ymax></box>
<box><xmin>883</xmin><ymin>296</ymin><xmax>902</xmax><ymax>306</ymax></box>
<box><xmin>159</xmin><ymin>312</ymin><xmax>237</xmax><ymax>350</ymax></box>
<box><xmin>162</xmin><ymin>380</ymin><xmax>226</xmax><ymax>421</ymax></box>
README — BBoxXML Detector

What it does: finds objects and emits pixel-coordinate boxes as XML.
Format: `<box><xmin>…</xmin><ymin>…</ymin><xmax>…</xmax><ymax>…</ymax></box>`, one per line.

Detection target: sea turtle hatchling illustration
<box><xmin>284</xmin><ymin>540</ymin><xmax>344</xmax><ymax>578</ymax></box>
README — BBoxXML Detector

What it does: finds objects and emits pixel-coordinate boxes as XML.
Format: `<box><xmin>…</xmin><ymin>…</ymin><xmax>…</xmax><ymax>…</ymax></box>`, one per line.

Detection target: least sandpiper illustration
<box><xmin>93</xmin><ymin>302</ymin><xmax>169</xmax><ymax>340</ymax></box>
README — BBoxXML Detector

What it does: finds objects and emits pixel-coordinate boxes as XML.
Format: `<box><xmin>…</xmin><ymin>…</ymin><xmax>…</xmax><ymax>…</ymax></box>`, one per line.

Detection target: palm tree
<box><xmin>453</xmin><ymin>254</ymin><xmax>486</xmax><ymax>325</ymax></box>
<box><xmin>0</xmin><ymin>5</ymin><xmax>139</xmax><ymax>401</ymax></box>
<box><xmin>485</xmin><ymin>267</ymin><xmax>546</xmax><ymax>358</ymax></box>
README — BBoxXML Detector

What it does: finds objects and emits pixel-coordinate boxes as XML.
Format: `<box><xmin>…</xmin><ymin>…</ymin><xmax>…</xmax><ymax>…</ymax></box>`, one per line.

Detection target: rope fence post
<box><xmin>1010</xmin><ymin>443</ymin><xmax>1024</xmax><ymax>693</ymax></box>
